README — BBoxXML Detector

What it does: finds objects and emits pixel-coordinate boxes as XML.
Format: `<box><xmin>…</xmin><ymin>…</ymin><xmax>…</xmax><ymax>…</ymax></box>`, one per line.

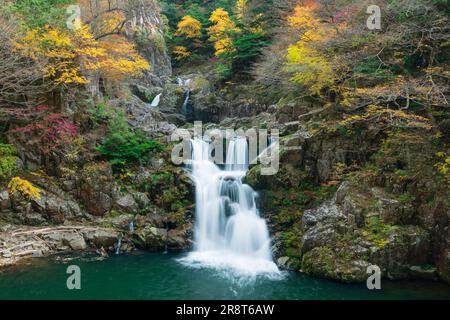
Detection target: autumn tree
<box><xmin>14</xmin><ymin>1</ymin><xmax>150</xmax><ymax>90</ymax></box>
<box><xmin>284</xmin><ymin>1</ymin><xmax>336</xmax><ymax>96</ymax></box>
<box><xmin>176</xmin><ymin>15</ymin><xmax>202</xmax><ymax>39</ymax></box>
<box><xmin>208</xmin><ymin>8</ymin><xmax>239</xmax><ymax>57</ymax></box>
<box><xmin>173</xmin><ymin>15</ymin><xmax>202</xmax><ymax>60</ymax></box>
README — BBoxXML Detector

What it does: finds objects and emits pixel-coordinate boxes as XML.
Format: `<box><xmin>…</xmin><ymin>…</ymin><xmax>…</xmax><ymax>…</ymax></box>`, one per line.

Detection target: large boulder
<box><xmin>302</xmin><ymin>200</ymin><xmax>345</xmax><ymax>229</ymax></box>
<box><xmin>134</xmin><ymin>225</ymin><xmax>167</xmax><ymax>251</ymax></box>
<box><xmin>42</xmin><ymin>231</ymin><xmax>87</xmax><ymax>251</ymax></box>
<box><xmin>31</xmin><ymin>192</ymin><xmax>83</xmax><ymax>224</ymax></box>
<box><xmin>295</xmin><ymin>182</ymin><xmax>434</xmax><ymax>282</ymax></box>
<box><xmin>166</xmin><ymin>222</ymin><xmax>193</xmax><ymax>251</ymax></box>
<box><xmin>115</xmin><ymin>194</ymin><xmax>138</xmax><ymax>213</ymax></box>
<box><xmin>82</xmin><ymin>229</ymin><xmax>120</xmax><ymax>248</ymax></box>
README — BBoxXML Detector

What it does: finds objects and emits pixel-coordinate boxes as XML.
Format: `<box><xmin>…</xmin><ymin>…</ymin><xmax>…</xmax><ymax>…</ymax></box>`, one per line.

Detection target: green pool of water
<box><xmin>0</xmin><ymin>252</ymin><xmax>449</xmax><ymax>300</ymax></box>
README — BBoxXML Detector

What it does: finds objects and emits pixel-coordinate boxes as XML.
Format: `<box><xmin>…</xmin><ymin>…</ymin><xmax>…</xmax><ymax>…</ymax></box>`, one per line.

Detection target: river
<box><xmin>0</xmin><ymin>252</ymin><xmax>449</xmax><ymax>300</ymax></box>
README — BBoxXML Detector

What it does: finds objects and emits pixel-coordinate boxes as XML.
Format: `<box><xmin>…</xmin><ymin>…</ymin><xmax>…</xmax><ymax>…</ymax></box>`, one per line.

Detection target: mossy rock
<box><xmin>301</xmin><ymin>246</ymin><xmax>370</xmax><ymax>283</ymax></box>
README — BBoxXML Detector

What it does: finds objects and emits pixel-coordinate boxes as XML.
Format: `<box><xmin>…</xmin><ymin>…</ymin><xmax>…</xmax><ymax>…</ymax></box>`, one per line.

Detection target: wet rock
<box><xmin>369</xmin><ymin>226</ymin><xmax>430</xmax><ymax>279</ymax></box>
<box><xmin>277</xmin><ymin>256</ymin><xmax>294</xmax><ymax>270</ymax></box>
<box><xmin>166</xmin><ymin>222</ymin><xmax>193</xmax><ymax>251</ymax></box>
<box><xmin>301</xmin><ymin>246</ymin><xmax>370</xmax><ymax>283</ymax></box>
<box><xmin>110</xmin><ymin>214</ymin><xmax>135</xmax><ymax>229</ymax></box>
<box><xmin>31</xmin><ymin>192</ymin><xmax>83</xmax><ymax>224</ymax></box>
<box><xmin>25</xmin><ymin>213</ymin><xmax>46</xmax><ymax>226</ymax></box>
<box><xmin>134</xmin><ymin>226</ymin><xmax>167</xmax><ymax>251</ymax></box>
<box><xmin>132</xmin><ymin>84</ymin><xmax>163</xmax><ymax>104</ymax></box>
<box><xmin>408</xmin><ymin>265</ymin><xmax>439</xmax><ymax>280</ymax></box>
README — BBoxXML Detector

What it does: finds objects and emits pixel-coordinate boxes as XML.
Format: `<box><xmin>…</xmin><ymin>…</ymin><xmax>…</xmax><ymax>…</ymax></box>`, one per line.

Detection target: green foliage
<box><xmin>362</xmin><ymin>216</ymin><xmax>399</xmax><ymax>248</ymax></box>
<box><xmin>215</xmin><ymin>62</ymin><xmax>232</xmax><ymax>80</ymax></box>
<box><xmin>273</xmin><ymin>208</ymin><xmax>302</xmax><ymax>228</ymax></box>
<box><xmin>394</xmin><ymin>169</ymin><xmax>409</xmax><ymax>179</ymax></box>
<box><xmin>138</xmin><ymin>169</ymin><xmax>191</xmax><ymax>222</ymax></box>
<box><xmin>163</xmin><ymin>0</ymin><xmax>271</xmax><ymax>77</ymax></box>
<box><xmin>0</xmin><ymin>144</ymin><xmax>19</xmax><ymax>181</ymax></box>
<box><xmin>97</xmin><ymin>112</ymin><xmax>162</xmax><ymax>167</ymax></box>
<box><xmin>352</xmin><ymin>57</ymin><xmax>395</xmax><ymax>85</ymax></box>
<box><xmin>398</xmin><ymin>193</ymin><xmax>416</xmax><ymax>203</ymax></box>
<box><xmin>227</xmin><ymin>30</ymin><xmax>269</xmax><ymax>71</ymax></box>
<box><xmin>12</xmin><ymin>0</ymin><xmax>75</xmax><ymax>29</ymax></box>
<box><xmin>86</xmin><ymin>100</ymin><xmax>114</xmax><ymax>126</ymax></box>
<box><xmin>301</xmin><ymin>246</ymin><xmax>335</xmax><ymax>275</ymax></box>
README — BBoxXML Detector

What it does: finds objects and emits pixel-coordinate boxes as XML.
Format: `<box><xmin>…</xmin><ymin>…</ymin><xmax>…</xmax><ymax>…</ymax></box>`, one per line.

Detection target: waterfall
<box><xmin>181</xmin><ymin>90</ymin><xmax>193</xmax><ymax>122</ymax></box>
<box><xmin>225</xmin><ymin>138</ymin><xmax>249</xmax><ymax>172</ymax></box>
<box><xmin>150</xmin><ymin>93</ymin><xmax>162</xmax><ymax>107</ymax></box>
<box><xmin>115</xmin><ymin>238</ymin><xmax>122</xmax><ymax>255</ymax></box>
<box><xmin>129</xmin><ymin>221</ymin><xmax>135</xmax><ymax>233</ymax></box>
<box><xmin>180</xmin><ymin>137</ymin><xmax>279</xmax><ymax>277</ymax></box>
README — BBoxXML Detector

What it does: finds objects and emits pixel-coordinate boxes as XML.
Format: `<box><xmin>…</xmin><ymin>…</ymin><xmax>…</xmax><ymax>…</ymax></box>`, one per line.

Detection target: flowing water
<box><xmin>150</xmin><ymin>93</ymin><xmax>162</xmax><ymax>107</ymax></box>
<box><xmin>180</xmin><ymin>89</ymin><xmax>194</xmax><ymax>121</ymax></box>
<box><xmin>179</xmin><ymin>138</ymin><xmax>279</xmax><ymax>278</ymax></box>
<box><xmin>1</xmin><ymin>252</ymin><xmax>449</xmax><ymax>300</ymax></box>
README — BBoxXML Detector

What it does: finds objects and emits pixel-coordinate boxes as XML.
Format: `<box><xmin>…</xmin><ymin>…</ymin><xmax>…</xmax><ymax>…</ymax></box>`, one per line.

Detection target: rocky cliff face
<box><xmin>126</xmin><ymin>0</ymin><xmax>172</xmax><ymax>81</ymax></box>
<box><xmin>244</xmin><ymin>105</ymin><xmax>450</xmax><ymax>284</ymax></box>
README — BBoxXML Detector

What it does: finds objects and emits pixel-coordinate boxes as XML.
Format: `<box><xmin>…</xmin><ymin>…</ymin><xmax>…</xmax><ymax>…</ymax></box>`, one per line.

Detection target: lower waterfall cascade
<box><xmin>179</xmin><ymin>137</ymin><xmax>280</xmax><ymax>277</ymax></box>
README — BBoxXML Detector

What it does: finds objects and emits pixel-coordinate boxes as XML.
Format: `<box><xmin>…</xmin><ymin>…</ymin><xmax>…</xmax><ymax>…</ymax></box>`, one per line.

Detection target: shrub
<box><xmin>10</xmin><ymin>105</ymin><xmax>79</xmax><ymax>153</ymax></box>
<box><xmin>0</xmin><ymin>144</ymin><xmax>20</xmax><ymax>181</ymax></box>
<box><xmin>362</xmin><ymin>216</ymin><xmax>399</xmax><ymax>248</ymax></box>
<box><xmin>215</xmin><ymin>62</ymin><xmax>232</xmax><ymax>81</ymax></box>
<box><xmin>8</xmin><ymin>176</ymin><xmax>41</xmax><ymax>200</ymax></box>
<box><xmin>97</xmin><ymin>112</ymin><xmax>162</xmax><ymax>167</ymax></box>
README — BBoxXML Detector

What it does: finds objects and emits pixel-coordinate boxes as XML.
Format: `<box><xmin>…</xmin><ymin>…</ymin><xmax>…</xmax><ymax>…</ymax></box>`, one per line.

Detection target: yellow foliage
<box><xmin>339</xmin><ymin>105</ymin><xmax>432</xmax><ymax>130</ymax></box>
<box><xmin>176</xmin><ymin>15</ymin><xmax>202</xmax><ymax>39</ymax></box>
<box><xmin>173</xmin><ymin>46</ymin><xmax>191</xmax><ymax>60</ymax></box>
<box><xmin>286</xmin><ymin>43</ymin><xmax>334</xmax><ymax>95</ymax></box>
<box><xmin>208</xmin><ymin>8</ymin><xmax>239</xmax><ymax>56</ymax></box>
<box><xmin>15</xmin><ymin>23</ymin><xmax>149</xmax><ymax>86</ymax></box>
<box><xmin>213</xmin><ymin>37</ymin><xmax>235</xmax><ymax>57</ymax></box>
<box><xmin>8</xmin><ymin>177</ymin><xmax>41</xmax><ymax>200</ymax></box>
<box><xmin>287</xmin><ymin>2</ymin><xmax>320</xmax><ymax>30</ymax></box>
<box><xmin>97</xmin><ymin>35</ymin><xmax>150</xmax><ymax>80</ymax></box>
<box><xmin>284</xmin><ymin>2</ymin><xmax>336</xmax><ymax>95</ymax></box>
<box><xmin>96</xmin><ymin>11</ymin><xmax>126</xmax><ymax>36</ymax></box>
<box><xmin>435</xmin><ymin>152</ymin><xmax>450</xmax><ymax>186</ymax></box>
<box><xmin>235</xmin><ymin>0</ymin><xmax>247</xmax><ymax>21</ymax></box>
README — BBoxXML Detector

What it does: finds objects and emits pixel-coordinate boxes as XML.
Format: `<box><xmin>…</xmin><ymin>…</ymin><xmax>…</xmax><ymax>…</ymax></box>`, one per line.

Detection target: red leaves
<box><xmin>10</xmin><ymin>105</ymin><xmax>79</xmax><ymax>153</ymax></box>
